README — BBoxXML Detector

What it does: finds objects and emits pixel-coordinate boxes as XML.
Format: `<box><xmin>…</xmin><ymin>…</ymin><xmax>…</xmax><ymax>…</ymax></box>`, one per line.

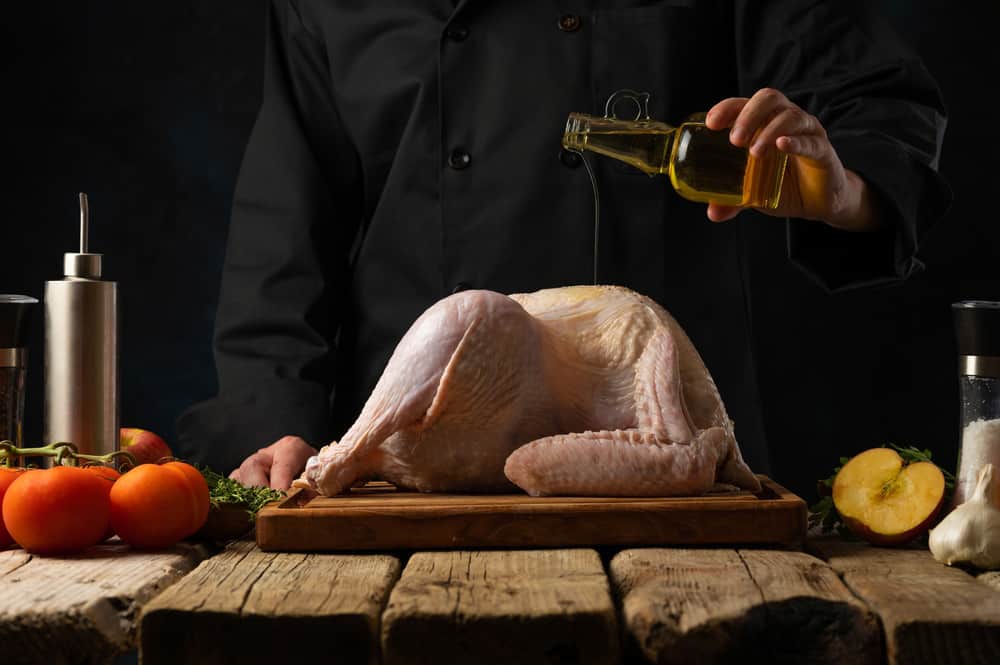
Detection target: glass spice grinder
<box><xmin>952</xmin><ymin>300</ymin><xmax>1000</xmax><ymax>506</ymax></box>
<box><xmin>0</xmin><ymin>294</ymin><xmax>39</xmax><ymax>450</ymax></box>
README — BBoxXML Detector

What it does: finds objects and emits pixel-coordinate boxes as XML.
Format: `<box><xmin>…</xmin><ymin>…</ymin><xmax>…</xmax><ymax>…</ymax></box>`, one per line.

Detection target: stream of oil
<box><xmin>570</xmin><ymin>148</ymin><xmax>601</xmax><ymax>286</ymax></box>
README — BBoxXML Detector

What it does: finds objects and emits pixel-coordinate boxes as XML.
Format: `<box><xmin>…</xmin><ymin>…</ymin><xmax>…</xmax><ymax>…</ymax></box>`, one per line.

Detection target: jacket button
<box><xmin>451</xmin><ymin>282</ymin><xmax>471</xmax><ymax>294</ymax></box>
<box><xmin>560</xmin><ymin>149</ymin><xmax>582</xmax><ymax>168</ymax></box>
<box><xmin>448</xmin><ymin>149</ymin><xmax>471</xmax><ymax>170</ymax></box>
<box><xmin>558</xmin><ymin>14</ymin><xmax>581</xmax><ymax>32</ymax></box>
<box><xmin>445</xmin><ymin>23</ymin><xmax>469</xmax><ymax>41</ymax></box>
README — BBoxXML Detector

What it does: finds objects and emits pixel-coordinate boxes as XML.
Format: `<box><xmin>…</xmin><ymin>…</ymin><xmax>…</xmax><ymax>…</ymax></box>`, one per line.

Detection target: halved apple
<box><xmin>832</xmin><ymin>447</ymin><xmax>946</xmax><ymax>545</ymax></box>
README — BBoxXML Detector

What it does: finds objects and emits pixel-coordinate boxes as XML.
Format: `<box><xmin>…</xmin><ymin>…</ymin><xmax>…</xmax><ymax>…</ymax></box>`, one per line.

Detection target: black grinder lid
<box><xmin>953</xmin><ymin>300</ymin><xmax>1000</xmax><ymax>357</ymax></box>
<box><xmin>0</xmin><ymin>295</ymin><xmax>39</xmax><ymax>348</ymax></box>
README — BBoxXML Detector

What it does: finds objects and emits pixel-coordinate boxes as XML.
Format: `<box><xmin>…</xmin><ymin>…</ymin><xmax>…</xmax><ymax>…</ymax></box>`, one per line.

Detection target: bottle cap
<box><xmin>953</xmin><ymin>300</ymin><xmax>1000</xmax><ymax>358</ymax></box>
<box><xmin>64</xmin><ymin>253</ymin><xmax>103</xmax><ymax>278</ymax></box>
<box><xmin>0</xmin><ymin>294</ymin><xmax>39</xmax><ymax>348</ymax></box>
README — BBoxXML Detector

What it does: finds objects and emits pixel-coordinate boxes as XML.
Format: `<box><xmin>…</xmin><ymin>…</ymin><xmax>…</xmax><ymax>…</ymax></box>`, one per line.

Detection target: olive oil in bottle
<box><xmin>562</xmin><ymin>90</ymin><xmax>787</xmax><ymax>209</ymax></box>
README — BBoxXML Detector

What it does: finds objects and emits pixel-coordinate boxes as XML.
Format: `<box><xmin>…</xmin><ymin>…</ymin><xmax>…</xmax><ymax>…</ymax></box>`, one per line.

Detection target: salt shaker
<box><xmin>43</xmin><ymin>194</ymin><xmax>119</xmax><ymax>462</ymax></box>
<box><xmin>952</xmin><ymin>300</ymin><xmax>1000</xmax><ymax>506</ymax></box>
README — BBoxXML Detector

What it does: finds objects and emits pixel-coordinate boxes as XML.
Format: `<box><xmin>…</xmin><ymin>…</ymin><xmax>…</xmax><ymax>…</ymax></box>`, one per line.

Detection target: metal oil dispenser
<box><xmin>43</xmin><ymin>193</ymin><xmax>119</xmax><ymax>461</ymax></box>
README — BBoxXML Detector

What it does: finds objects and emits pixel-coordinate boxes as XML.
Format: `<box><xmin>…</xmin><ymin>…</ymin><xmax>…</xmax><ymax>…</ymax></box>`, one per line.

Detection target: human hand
<box><xmin>230</xmin><ymin>435</ymin><xmax>318</xmax><ymax>490</ymax></box>
<box><xmin>705</xmin><ymin>88</ymin><xmax>880</xmax><ymax>231</ymax></box>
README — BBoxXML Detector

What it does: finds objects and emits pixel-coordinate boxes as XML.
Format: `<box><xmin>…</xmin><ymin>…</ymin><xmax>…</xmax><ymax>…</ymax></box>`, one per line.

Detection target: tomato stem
<box><xmin>0</xmin><ymin>440</ymin><xmax>136</xmax><ymax>469</ymax></box>
<box><xmin>76</xmin><ymin>450</ymin><xmax>138</xmax><ymax>470</ymax></box>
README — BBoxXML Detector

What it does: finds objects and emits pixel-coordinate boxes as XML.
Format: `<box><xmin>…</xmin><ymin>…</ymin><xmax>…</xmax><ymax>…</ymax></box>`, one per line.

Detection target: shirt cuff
<box><xmin>786</xmin><ymin>135</ymin><xmax>951</xmax><ymax>293</ymax></box>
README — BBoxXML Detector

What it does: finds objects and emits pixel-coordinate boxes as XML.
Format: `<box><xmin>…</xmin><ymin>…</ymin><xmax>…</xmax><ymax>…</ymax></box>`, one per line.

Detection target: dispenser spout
<box><xmin>79</xmin><ymin>192</ymin><xmax>89</xmax><ymax>254</ymax></box>
<box><xmin>64</xmin><ymin>192</ymin><xmax>102</xmax><ymax>279</ymax></box>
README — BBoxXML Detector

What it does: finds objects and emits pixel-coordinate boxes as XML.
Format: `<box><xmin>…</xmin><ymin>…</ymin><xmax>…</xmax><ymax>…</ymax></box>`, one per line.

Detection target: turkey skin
<box><xmin>294</xmin><ymin>285</ymin><xmax>760</xmax><ymax>497</ymax></box>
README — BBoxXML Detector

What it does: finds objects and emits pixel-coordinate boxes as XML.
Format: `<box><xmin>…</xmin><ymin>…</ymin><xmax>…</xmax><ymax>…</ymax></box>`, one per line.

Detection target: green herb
<box><xmin>199</xmin><ymin>465</ymin><xmax>285</xmax><ymax>516</ymax></box>
<box><xmin>808</xmin><ymin>443</ymin><xmax>956</xmax><ymax>536</ymax></box>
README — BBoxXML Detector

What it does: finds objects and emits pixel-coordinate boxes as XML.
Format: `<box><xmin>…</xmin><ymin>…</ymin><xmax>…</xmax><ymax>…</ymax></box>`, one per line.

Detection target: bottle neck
<box><xmin>561</xmin><ymin>112</ymin><xmax>675</xmax><ymax>176</ymax></box>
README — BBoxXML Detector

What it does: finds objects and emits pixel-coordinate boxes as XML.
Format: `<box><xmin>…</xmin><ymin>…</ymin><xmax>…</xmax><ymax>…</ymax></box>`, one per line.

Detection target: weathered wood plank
<box><xmin>809</xmin><ymin>538</ymin><xmax>1000</xmax><ymax>665</ymax></box>
<box><xmin>0</xmin><ymin>548</ymin><xmax>31</xmax><ymax>576</ymax></box>
<box><xmin>139</xmin><ymin>539</ymin><xmax>400</xmax><ymax>665</ymax></box>
<box><xmin>0</xmin><ymin>542</ymin><xmax>208</xmax><ymax>665</ymax></box>
<box><xmin>609</xmin><ymin>548</ymin><xmax>879</xmax><ymax>665</ymax></box>
<box><xmin>381</xmin><ymin>549</ymin><xmax>619</xmax><ymax>665</ymax></box>
<box><xmin>977</xmin><ymin>570</ymin><xmax>1000</xmax><ymax>593</ymax></box>
<box><xmin>738</xmin><ymin>549</ymin><xmax>881</xmax><ymax>663</ymax></box>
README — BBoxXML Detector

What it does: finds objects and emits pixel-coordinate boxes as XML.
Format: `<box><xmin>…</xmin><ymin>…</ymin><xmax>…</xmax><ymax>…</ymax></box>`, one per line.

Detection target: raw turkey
<box><xmin>294</xmin><ymin>285</ymin><xmax>760</xmax><ymax>497</ymax></box>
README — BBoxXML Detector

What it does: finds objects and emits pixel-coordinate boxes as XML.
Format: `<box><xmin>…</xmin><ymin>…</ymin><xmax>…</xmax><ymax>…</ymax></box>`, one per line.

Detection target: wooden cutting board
<box><xmin>255</xmin><ymin>476</ymin><xmax>807</xmax><ymax>552</ymax></box>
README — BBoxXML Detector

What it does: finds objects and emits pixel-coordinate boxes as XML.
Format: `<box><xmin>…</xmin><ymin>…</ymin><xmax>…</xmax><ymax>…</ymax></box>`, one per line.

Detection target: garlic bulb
<box><xmin>929</xmin><ymin>463</ymin><xmax>1000</xmax><ymax>569</ymax></box>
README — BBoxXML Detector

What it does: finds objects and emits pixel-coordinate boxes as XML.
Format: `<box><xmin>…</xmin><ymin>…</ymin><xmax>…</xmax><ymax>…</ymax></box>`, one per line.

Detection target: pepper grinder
<box><xmin>43</xmin><ymin>193</ymin><xmax>119</xmax><ymax>462</ymax></box>
<box><xmin>952</xmin><ymin>300</ymin><xmax>1000</xmax><ymax>506</ymax></box>
<box><xmin>0</xmin><ymin>294</ymin><xmax>39</xmax><ymax>450</ymax></box>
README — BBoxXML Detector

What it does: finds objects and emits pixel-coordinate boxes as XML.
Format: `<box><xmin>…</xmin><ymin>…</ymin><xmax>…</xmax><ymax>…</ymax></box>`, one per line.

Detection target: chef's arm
<box><xmin>176</xmin><ymin>0</ymin><xmax>361</xmax><ymax>474</ymax></box>
<box><xmin>734</xmin><ymin>0</ymin><xmax>951</xmax><ymax>292</ymax></box>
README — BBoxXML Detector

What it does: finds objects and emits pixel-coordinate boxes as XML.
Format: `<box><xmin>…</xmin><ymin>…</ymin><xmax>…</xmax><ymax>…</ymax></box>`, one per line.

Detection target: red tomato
<box><xmin>161</xmin><ymin>461</ymin><xmax>210</xmax><ymax>533</ymax></box>
<box><xmin>110</xmin><ymin>463</ymin><xmax>198</xmax><ymax>549</ymax></box>
<box><xmin>0</xmin><ymin>467</ymin><xmax>27</xmax><ymax>548</ymax></box>
<box><xmin>85</xmin><ymin>464</ymin><xmax>122</xmax><ymax>484</ymax></box>
<box><xmin>2</xmin><ymin>466</ymin><xmax>112</xmax><ymax>554</ymax></box>
<box><xmin>85</xmin><ymin>465</ymin><xmax>121</xmax><ymax>540</ymax></box>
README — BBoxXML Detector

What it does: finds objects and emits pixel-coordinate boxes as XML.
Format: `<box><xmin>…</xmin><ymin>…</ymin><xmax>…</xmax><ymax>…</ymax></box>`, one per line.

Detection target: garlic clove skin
<box><xmin>929</xmin><ymin>463</ymin><xmax>1000</xmax><ymax>570</ymax></box>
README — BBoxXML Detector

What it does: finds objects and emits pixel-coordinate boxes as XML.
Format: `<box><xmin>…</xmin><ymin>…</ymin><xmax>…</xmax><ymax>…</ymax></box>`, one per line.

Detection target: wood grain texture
<box><xmin>256</xmin><ymin>477</ymin><xmax>806</xmax><ymax>552</ymax></box>
<box><xmin>0</xmin><ymin>542</ymin><xmax>208</xmax><ymax>665</ymax></box>
<box><xmin>978</xmin><ymin>570</ymin><xmax>1000</xmax><ymax>592</ymax></box>
<box><xmin>139</xmin><ymin>539</ymin><xmax>400</xmax><ymax>665</ymax></box>
<box><xmin>809</xmin><ymin>537</ymin><xmax>1000</xmax><ymax>665</ymax></box>
<box><xmin>609</xmin><ymin>548</ymin><xmax>879</xmax><ymax>665</ymax></box>
<box><xmin>381</xmin><ymin>549</ymin><xmax>619</xmax><ymax>665</ymax></box>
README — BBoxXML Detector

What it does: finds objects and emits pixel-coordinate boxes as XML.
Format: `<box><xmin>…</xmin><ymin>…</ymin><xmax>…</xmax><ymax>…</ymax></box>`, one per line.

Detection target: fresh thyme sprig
<box><xmin>808</xmin><ymin>443</ymin><xmax>955</xmax><ymax>535</ymax></box>
<box><xmin>198</xmin><ymin>465</ymin><xmax>285</xmax><ymax>516</ymax></box>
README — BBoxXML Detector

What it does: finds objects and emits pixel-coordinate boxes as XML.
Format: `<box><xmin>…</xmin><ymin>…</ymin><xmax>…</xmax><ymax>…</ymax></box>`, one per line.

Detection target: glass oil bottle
<box><xmin>563</xmin><ymin>90</ymin><xmax>788</xmax><ymax>209</ymax></box>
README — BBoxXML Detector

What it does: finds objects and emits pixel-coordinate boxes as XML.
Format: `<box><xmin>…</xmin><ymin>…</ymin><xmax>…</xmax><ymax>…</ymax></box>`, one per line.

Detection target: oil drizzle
<box><xmin>571</xmin><ymin>149</ymin><xmax>601</xmax><ymax>286</ymax></box>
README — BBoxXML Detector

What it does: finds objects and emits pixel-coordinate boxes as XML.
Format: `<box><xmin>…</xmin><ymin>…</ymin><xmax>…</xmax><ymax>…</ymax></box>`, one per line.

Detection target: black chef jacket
<box><xmin>176</xmin><ymin>0</ymin><xmax>950</xmax><ymax>476</ymax></box>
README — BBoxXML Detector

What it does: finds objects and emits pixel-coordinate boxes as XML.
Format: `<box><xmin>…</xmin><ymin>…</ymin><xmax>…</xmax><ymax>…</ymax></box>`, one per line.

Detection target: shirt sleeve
<box><xmin>175</xmin><ymin>0</ymin><xmax>362</xmax><ymax>473</ymax></box>
<box><xmin>735</xmin><ymin>0</ymin><xmax>952</xmax><ymax>292</ymax></box>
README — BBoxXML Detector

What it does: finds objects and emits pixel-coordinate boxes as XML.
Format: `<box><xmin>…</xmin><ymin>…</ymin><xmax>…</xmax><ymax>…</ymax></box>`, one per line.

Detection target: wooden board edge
<box><xmin>257</xmin><ymin>503</ymin><xmax>807</xmax><ymax>552</ymax></box>
<box><xmin>255</xmin><ymin>475</ymin><xmax>808</xmax><ymax>552</ymax></box>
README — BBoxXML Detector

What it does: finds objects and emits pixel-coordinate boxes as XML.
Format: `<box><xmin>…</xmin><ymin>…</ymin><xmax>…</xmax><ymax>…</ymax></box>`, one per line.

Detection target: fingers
<box><xmin>727</xmin><ymin>88</ymin><xmax>789</xmax><ymax>147</ymax></box>
<box><xmin>707</xmin><ymin>203</ymin><xmax>742</xmax><ymax>223</ymax></box>
<box><xmin>705</xmin><ymin>98</ymin><xmax>747</xmax><ymax>131</ymax></box>
<box><xmin>723</xmin><ymin>89</ymin><xmax>824</xmax><ymax>156</ymax></box>
<box><xmin>270</xmin><ymin>439</ymin><xmax>317</xmax><ymax>491</ymax></box>
<box><xmin>237</xmin><ymin>448</ymin><xmax>273</xmax><ymax>488</ymax></box>
<box><xmin>750</xmin><ymin>108</ymin><xmax>824</xmax><ymax>158</ymax></box>
<box><xmin>230</xmin><ymin>436</ymin><xmax>319</xmax><ymax>490</ymax></box>
<box><xmin>269</xmin><ymin>459</ymin><xmax>298</xmax><ymax>491</ymax></box>
<box><xmin>776</xmin><ymin>134</ymin><xmax>828</xmax><ymax>161</ymax></box>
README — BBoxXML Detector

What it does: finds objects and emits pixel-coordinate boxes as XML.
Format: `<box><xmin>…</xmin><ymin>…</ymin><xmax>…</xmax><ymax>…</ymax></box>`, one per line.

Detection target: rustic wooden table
<box><xmin>2</xmin><ymin>536</ymin><xmax>999</xmax><ymax>665</ymax></box>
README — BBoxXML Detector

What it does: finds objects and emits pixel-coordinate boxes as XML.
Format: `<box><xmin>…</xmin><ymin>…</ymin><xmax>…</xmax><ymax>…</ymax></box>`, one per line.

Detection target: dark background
<box><xmin>1</xmin><ymin>1</ymin><xmax>994</xmax><ymax>501</ymax></box>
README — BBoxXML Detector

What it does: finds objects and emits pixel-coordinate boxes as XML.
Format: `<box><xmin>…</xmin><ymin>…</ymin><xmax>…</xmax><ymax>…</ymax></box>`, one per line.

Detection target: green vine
<box><xmin>0</xmin><ymin>440</ymin><xmax>135</xmax><ymax>469</ymax></box>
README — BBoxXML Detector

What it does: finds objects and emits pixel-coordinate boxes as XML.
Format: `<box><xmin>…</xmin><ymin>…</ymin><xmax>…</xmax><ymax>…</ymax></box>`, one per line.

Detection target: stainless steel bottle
<box><xmin>43</xmin><ymin>193</ymin><xmax>119</xmax><ymax>460</ymax></box>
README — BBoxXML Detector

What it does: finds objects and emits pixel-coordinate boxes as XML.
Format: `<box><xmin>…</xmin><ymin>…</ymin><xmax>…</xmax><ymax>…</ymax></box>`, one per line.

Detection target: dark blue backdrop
<box><xmin>1</xmin><ymin>1</ymin><xmax>994</xmax><ymax>501</ymax></box>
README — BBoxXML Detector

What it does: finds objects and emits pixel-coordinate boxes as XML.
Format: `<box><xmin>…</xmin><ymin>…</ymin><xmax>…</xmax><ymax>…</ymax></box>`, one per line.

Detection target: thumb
<box><xmin>707</xmin><ymin>203</ymin><xmax>742</xmax><ymax>222</ymax></box>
